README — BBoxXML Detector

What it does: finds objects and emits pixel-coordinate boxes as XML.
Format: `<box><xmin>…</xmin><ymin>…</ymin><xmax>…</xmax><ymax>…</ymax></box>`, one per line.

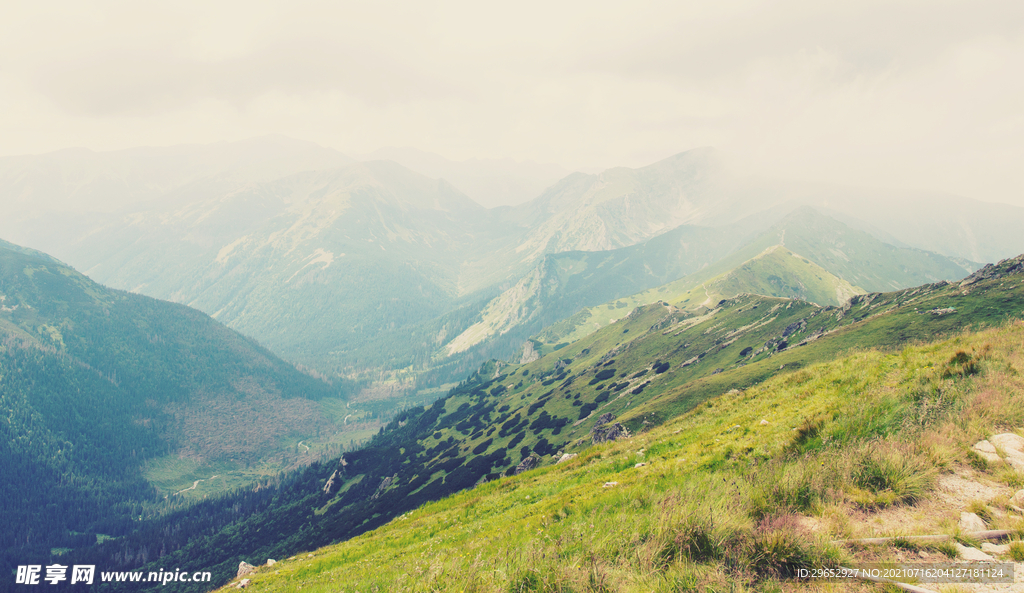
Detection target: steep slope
<box><xmin>213</xmin><ymin>318</ymin><xmax>1024</xmax><ymax>593</ymax></box>
<box><xmin>77</xmin><ymin>255</ymin><xmax>1024</xmax><ymax>592</ymax></box>
<box><xmin>66</xmin><ymin>162</ymin><xmax>507</xmax><ymax>379</ymax></box>
<box><xmin>0</xmin><ymin>239</ymin><xmax>356</xmax><ymax>575</ymax></box>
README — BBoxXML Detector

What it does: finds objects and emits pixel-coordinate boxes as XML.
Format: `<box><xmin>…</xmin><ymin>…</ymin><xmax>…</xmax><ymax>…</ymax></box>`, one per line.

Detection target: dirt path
<box><xmin>174</xmin><ymin>475</ymin><xmax>219</xmax><ymax>496</ymax></box>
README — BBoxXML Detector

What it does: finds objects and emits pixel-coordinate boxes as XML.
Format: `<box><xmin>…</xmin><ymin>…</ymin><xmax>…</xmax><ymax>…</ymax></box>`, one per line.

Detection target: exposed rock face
<box><xmin>519</xmin><ymin>341</ymin><xmax>540</xmax><ymax>364</ymax></box>
<box><xmin>371</xmin><ymin>474</ymin><xmax>398</xmax><ymax>500</ymax></box>
<box><xmin>322</xmin><ymin>470</ymin><xmax>338</xmax><ymax>494</ymax></box>
<box><xmin>555</xmin><ymin>453</ymin><xmax>578</xmax><ymax>464</ymax></box>
<box><xmin>1011</xmin><ymin>489</ymin><xmax>1024</xmax><ymax>507</ymax></box>
<box><xmin>266</xmin><ymin>559</ymin><xmax>276</xmax><ymax>567</ymax></box>
<box><xmin>960</xmin><ymin>254</ymin><xmax>1024</xmax><ymax>287</ymax></box>
<box><xmin>954</xmin><ymin>544</ymin><xmax>995</xmax><ymax>562</ymax></box>
<box><xmin>592</xmin><ymin>414</ymin><xmax>629</xmax><ymax>444</ymax></box>
<box><xmin>514</xmin><ymin>455</ymin><xmax>539</xmax><ymax>475</ymax></box>
<box><xmin>237</xmin><ymin>562</ymin><xmax>256</xmax><ymax>579</ymax></box>
<box><xmin>237</xmin><ymin>578</ymin><xmax>250</xmax><ymax>589</ymax></box>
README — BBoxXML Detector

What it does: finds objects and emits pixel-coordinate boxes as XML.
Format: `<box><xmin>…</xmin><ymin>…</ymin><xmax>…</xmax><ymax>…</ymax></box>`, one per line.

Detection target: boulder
<box><xmin>760</xmin><ymin>419</ymin><xmax>770</xmax><ymax>426</ymax></box>
<box><xmin>265</xmin><ymin>559</ymin><xmax>276</xmax><ymax>567</ymax></box>
<box><xmin>592</xmin><ymin>422</ymin><xmax>629</xmax><ymax>444</ymax></box>
<box><xmin>236</xmin><ymin>562</ymin><xmax>256</xmax><ymax>579</ymax></box>
<box><xmin>972</xmin><ymin>440</ymin><xmax>1002</xmax><ymax>464</ymax></box>
<box><xmin>959</xmin><ymin>512</ymin><xmax>987</xmax><ymax>533</ymax></box>
<box><xmin>555</xmin><ymin>453</ymin><xmax>578</xmax><ymax>464</ymax></box>
<box><xmin>1011</xmin><ymin>489</ymin><xmax>1024</xmax><ymax>506</ymax></box>
<box><xmin>237</xmin><ymin>578</ymin><xmax>250</xmax><ymax>589</ymax></box>
<box><xmin>634</xmin><ymin>462</ymin><xmax>647</xmax><ymax>468</ymax></box>
<box><xmin>989</xmin><ymin>433</ymin><xmax>1024</xmax><ymax>470</ymax></box>
<box><xmin>514</xmin><ymin>455</ymin><xmax>539</xmax><ymax>475</ymax></box>
<box><xmin>602</xmin><ymin>482</ymin><xmax>618</xmax><ymax>488</ymax></box>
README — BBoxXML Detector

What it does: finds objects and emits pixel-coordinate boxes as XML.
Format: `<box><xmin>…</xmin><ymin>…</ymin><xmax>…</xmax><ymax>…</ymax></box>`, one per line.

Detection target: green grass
<box><xmin>220</xmin><ymin>320</ymin><xmax>1024</xmax><ymax>592</ymax></box>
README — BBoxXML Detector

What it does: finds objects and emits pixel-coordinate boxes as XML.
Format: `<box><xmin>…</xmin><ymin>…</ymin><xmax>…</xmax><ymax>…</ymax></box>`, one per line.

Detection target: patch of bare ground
<box><xmin>800</xmin><ymin>462</ymin><xmax>1024</xmax><ymax>593</ymax></box>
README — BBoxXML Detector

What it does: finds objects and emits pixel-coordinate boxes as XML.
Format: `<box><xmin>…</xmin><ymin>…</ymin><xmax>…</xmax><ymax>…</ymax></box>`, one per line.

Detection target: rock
<box><xmin>237</xmin><ymin>562</ymin><xmax>256</xmax><ymax>579</ymax></box>
<box><xmin>760</xmin><ymin>419</ymin><xmax>770</xmax><ymax>426</ymax></box>
<box><xmin>954</xmin><ymin>544</ymin><xmax>995</xmax><ymax>562</ymax></box>
<box><xmin>266</xmin><ymin>559</ymin><xmax>276</xmax><ymax>567</ymax></box>
<box><xmin>593</xmin><ymin>413</ymin><xmax>615</xmax><ymax>429</ymax></box>
<box><xmin>555</xmin><ymin>453</ymin><xmax>577</xmax><ymax>464</ymax></box>
<box><xmin>959</xmin><ymin>512</ymin><xmax>987</xmax><ymax>533</ymax></box>
<box><xmin>634</xmin><ymin>462</ymin><xmax>647</xmax><ymax>468</ymax></box>
<box><xmin>592</xmin><ymin>422</ymin><xmax>629</xmax><ymax>444</ymax></box>
<box><xmin>237</xmin><ymin>578</ymin><xmax>250</xmax><ymax>589</ymax></box>
<box><xmin>989</xmin><ymin>433</ymin><xmax>1024</xmax><ymax>470</ymax></box>
<box><xmin>307</xmin><ymin>553</ymin><xmax>314</xmax><ymax>558</ymax></box>
<box><xmin>514</xmin><ymin>455</ymin><xmax>539</xmax><ymax>475</ymax></box>
<box><xmin>322</xmin><ymin>470</ymin><xmax>338</xmax><ymax>494</ymax></box>
<box><xmin>370</xmin><ymin>474</ymin><xmax>398</xmax><ymax>500</ymax></box>
<box><xmin>981</xmin><ymin>543</ymin><xmax>1010</xmax><ymax>555</ymax></box>
<box><xmin>1011</xmin><ymin>489</ymin><xmax>1024</xmax><ymax>506</ymax></box>
<box><xmin>602</xmin><ymin>482</ymin><xmax>618</xmax><ymax>488</ymax></box>
<box><xmin>972</xmin><ymin>440</ymin><xmax>1002</xmax><ymax>463</ymax></box>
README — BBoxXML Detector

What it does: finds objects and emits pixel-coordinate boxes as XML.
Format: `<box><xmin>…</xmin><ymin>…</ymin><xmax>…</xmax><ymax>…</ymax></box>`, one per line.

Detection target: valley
<box><xmin>3</xmin><ymin>138</ymin><xmax>1024</xmax><ymax>592</ymax></box>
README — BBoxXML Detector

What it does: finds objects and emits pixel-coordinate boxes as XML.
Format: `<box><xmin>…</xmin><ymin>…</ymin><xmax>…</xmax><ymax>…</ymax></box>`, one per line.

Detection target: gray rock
<box><xmin>265</xmin><ymin>559</ymin><xmax>276</xmax><ymax>567</ymax></box>
<box><xmin>370</xmin><ymin>474</ymin><xmax>398</xmax><ymax>500</ymax></box>
<box><xmin>514</xmin><ymin>455</ymin><xmax>539</xmax><ymax>475</ymax></box>
<box><xmin>555</xmin><ymin>453</ymin><xmax>577</xmax><ymax>464</ymax></box>
<box><xmin>959</xmin><ymin>511</ymin><xmax>987</xmax><ymax>533</ymax></box>
<box><xmin>237</xmin><ymin>578</ymin><xmax>250</xmax><ymax>589</ymax></box>
<box><xmin>592</xmin><ymin>422</ymin><xmax>629</xmax><ymax>444</ymax></box>
<box><xmin>1011</xmin><ymin>489</ymin><xmax>1024</xmax><ymax>506</ymax></box>
<box><xmin>236</xmin><ymin>562</ymin><xmax>256</xmax><ymax>579</ymax></box>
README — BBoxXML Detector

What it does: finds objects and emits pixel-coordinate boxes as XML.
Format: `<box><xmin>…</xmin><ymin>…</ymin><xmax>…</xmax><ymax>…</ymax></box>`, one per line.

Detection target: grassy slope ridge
<box><xmin>0</xmin><ymin>240</ymin><xmax>352</xmax><ymax>574</ymax></box>
<box><xmin>93</xmin><ymin>255</ymin><xmax>1024</xmax><ymax>592</ymax></box>
<box><xmin>538</xmin><ymin>207</ymin><xmax>978</xmax><ymax>347</ymax></box>
<box><xmin>219</xmin><ymin>316</ymin><xmax>1024</xmax><ymax>593</ymax></box>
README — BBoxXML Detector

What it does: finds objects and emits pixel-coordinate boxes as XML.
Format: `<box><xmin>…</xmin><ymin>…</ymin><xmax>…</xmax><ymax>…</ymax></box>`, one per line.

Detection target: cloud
<box><xmin>1</xmin><ymin>0</ymin><xmax>1022</xmax><ymax>205</ymax></box>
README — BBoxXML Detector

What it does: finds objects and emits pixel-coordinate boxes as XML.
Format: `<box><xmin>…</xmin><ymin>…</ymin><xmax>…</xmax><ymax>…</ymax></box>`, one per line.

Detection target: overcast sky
<box><xmin>2</xmin><ymin>0</ymin><xmax>1022</xmax><ymax>205</ymax></box>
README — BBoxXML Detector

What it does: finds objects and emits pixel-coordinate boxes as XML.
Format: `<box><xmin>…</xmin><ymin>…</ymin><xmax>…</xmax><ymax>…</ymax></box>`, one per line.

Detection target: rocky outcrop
<box><xmin>592</xmin><ymin>414</ymin><xmax>629</xmax><ymax>444</ymax></box>
<box><xmin>237</xmin><ymin>562</ymin><xmax>256</xmax><ymax>579</ymax></box>
<box><xmin>371</xmin><ymin>474</ymin><xmax>398</xmax><ymax>500</ymax></box>
<box><xmin>960</xmin><ymin>254</ymin><xmax>1024</xmax><ymax>287</ymax></box>
<box><xmin>514</xmin><ymin>455</ymin><xmax>539</xmax><ymax>475</ymax></box>
<box><xmin>555</xmin><ymin>453</ymin><xmax>578</xmax><ymax>464</ymax></box>
<box><xmin>322</xmin><ymin>470</ymin><xmax>338</xmax><ymax>494</ymax></box>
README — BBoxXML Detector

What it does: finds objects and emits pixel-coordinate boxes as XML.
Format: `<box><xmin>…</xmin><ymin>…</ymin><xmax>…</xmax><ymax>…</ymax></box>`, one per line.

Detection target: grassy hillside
<box><xmin>0</xmin><ymin>239</ymin><xmax>359</xmax><ymax>577</ymax></box>
<box><xmin>221</xmin><ymin>298</ymin><xmax>1024</xmax><ymax>592</ymax></box>
<box><xmin>538</xmin><ymin>208</ymin><xmax>977</xmax><ymax>347</ymax></box>
<box><xmin>85</xmin><ymin>255</ymin><xmax>1024</xmax><ymax>591</ymax></box>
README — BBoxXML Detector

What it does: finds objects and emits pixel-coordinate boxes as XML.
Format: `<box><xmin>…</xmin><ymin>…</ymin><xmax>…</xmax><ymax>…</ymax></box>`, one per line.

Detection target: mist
<box><xmin>1</xmin><ymin>0</ymin><xmax>1022</xmax><ymax>206</ymax></box>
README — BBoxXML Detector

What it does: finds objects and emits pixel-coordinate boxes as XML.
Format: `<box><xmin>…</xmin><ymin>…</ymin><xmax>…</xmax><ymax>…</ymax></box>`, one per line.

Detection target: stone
<box><xmin>981</xmin><ymin>543</ymin><xmax>1009</xmax><ymax>555</ymax></box>
<box><xmin>266</xmin><ymin>559</ymin><xmax>276</xmax><ymax>567</ymax></box>
<box><xmin>514</xmin><ymin>455</ymin><xmax>539</xmax><ymax>475</ymax></box>
<box><xmin>954</xmin><ymin>544</ymin><xmax>995</xmax><ymax>562</ymax></box>
<box><xmin>602</xmin><ymin>482</ymin><xmax>618</xmax><ymax>488</ymax></box>
<box><xmin>1011</xmin><ymin>489</ymin><xmax>1024</xmax><ymax>506</ymax></box>
<box><xmin>959</xmin><ymin>512</ymin><xmax>987</xmax><ymax>533</ymax></box>
<box><xmin>990</xmin><ymin>433</ymin><xmax>1024</xmax><ymax>470</ymax></box>
<box><xmin>592</xmin><ymin>421</ymin><xmax>629</xmax><ymax>444</ymax></box>
<box><xmin>237</xmin><ymin>562</ymin><xmax>256</xmax><ymax>579</ymax></box>
<box><xmin>555</xmin><ymin>453</ymin><xmax>578</xmax><ymax>464</ymax></box>
<box><xmin>972</xmin><ymin>440</ymin><xmax>1002</xmax><ymax>463</ymax></box>
<box><xmin>237</xmin><ymin>578</ymin><xmax>250</xmax><ymax>589</ymax></box>
<box><xmin>634</xmin><ymin>462</ymin><xmax>647</xmax><ymax>468</ymax></box>
<box><xmin>760</xmin><ymin>419</ymin><xmax>770</xmax><ymax>426</ymax></box>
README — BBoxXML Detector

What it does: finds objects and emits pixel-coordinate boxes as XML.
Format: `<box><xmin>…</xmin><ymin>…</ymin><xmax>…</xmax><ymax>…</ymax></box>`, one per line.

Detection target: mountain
<box><xmin>536</xmin><ymin>207</ymin><xmax>979</xmax><ymax>347</ymax></box>
<box><xmin>0</xmin><ymin>135</ymin><xmax>354</xmax><ymax>260</ymax></box>
<box><xmin>67</xmin><ymin>254</ymin><xmax>1024</xmax><ymax>591</ymax></box>
<box><xmin>0</xmin><ymin>239</ymin><xmax>359</xmax><ymax>576</ymax></box>
<box><xmin>355</xmin><ymin>146</ymin><xmax>570</xmax><ymax>208</ymax></box>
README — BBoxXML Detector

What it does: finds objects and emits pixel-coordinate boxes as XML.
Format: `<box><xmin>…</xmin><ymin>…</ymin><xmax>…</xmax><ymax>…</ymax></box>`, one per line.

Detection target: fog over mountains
<box><xmin>3</xmin><ymin>135</ymin><xmax>1022</xmax><ymax>398</ymax></box>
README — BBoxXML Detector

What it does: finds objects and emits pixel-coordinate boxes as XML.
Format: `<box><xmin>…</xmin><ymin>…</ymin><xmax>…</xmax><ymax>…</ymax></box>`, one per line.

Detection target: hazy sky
<box><xmin>2</xmin><ymin>0</ymin><xmax>1023</xmax><ymax>205</ymax></box>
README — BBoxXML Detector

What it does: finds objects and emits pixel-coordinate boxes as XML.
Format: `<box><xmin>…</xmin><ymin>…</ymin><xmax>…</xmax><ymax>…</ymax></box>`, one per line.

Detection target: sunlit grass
<box><xmin>225</xmin><ymin>321</ymin><xmax>1024</xmax><ymax>592</ymax></box>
